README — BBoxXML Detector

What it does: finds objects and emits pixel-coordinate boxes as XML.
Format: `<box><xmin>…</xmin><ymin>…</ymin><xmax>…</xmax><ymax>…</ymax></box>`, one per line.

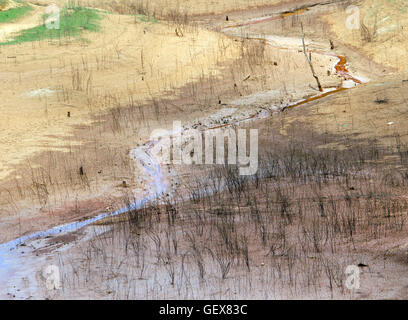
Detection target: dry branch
<box><xmin>301</xmin><ymin>23</ymin><xmax>323</xmax><ymax>92</ymax></box>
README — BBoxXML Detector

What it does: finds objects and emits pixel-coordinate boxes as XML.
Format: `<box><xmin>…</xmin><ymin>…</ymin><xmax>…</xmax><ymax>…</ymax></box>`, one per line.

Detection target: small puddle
<box><xmin>335</xmin><ymin>55</ymin><xmax>362</xmax><ymax>84</ymax></box>
<box><xmin>281</xmin><ymin>8</ymin><xmax>307</xmax><ymax>18</ymax></box>
<box><xmin>285</xmin><ymin>53</ymin><xmax>365</xmax><ymax>110</ymax></box>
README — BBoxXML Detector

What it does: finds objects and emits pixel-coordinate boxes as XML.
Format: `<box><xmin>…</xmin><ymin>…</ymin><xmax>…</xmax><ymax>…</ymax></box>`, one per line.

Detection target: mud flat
<box><xmin>1</xmin><ymin>0</ymin><xmax>408</xmax><ymax>300</ymax></box>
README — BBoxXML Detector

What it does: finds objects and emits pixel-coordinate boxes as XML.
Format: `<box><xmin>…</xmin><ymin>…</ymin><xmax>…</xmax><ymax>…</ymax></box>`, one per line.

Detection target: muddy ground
<box><xmin>1</xmin><ymin>0</ymin><xmax>408</xmax><ymax>300</ymax></box>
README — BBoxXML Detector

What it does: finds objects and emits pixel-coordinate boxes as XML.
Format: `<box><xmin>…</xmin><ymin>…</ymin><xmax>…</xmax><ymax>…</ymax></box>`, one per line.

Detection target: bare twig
<box><xmin>301</xmin><ymin>23</ymin><xmax>323</xmax><ymax>92</ymax></box>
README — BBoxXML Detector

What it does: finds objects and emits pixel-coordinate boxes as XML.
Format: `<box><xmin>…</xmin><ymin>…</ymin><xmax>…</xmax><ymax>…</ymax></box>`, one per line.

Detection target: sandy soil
<box><xmin>0</xmin><ymin>1</ymin><xmax>349</xmax><ymax>244</ymax></box>
<box><xmin>324</xmin><ymin>0</ymin><xmax>408</xmax><ymax>71</ymax></box>
<box><xmin>35</xmin><ymin>0</ymin><xmax>294</xmax><ymax>16</ymax></box>
<box><xmin>0</xmin><ymin>4</ymin><xmax>44</xmax><ymax>42</ymax></box>
<box><xmin>1</xmin><ymin>0</ymin><xmax>408</xmax><ymax>300</ymax></box>
<box><xmin>0</xmin><ymin>0</ymin><xmax>19</xmax><ymax>11</ymax></box>
<box><xmin>0</xmin><ymin>8</ymin><xmax>239</xmax><ymax>181</ymax></box>
<box><xmin>280</xmin><ymin>74</ymin><xmax>408</xmax><ymax>148</ymax></box>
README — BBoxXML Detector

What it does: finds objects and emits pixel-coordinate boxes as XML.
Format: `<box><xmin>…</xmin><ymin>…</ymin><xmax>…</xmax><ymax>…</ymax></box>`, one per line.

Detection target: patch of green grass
<box><xmin>0</xmin><ymin>4</ymin><xmax>33</xmax><ymax>23</ymax></box>
<box><xmin>0</xmin><ymin>6</ymin><xmax>102</xmax><ymax>45</ymax></box>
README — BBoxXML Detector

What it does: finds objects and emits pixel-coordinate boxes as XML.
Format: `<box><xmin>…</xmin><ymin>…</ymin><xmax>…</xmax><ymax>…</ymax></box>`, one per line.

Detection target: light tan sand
<box><xmin>0</xmin><ymin>9</ymin><xmax>239</xmax><ymax>180</ymax></box>
<box><xmin>325</xmin><ymin>0</ymin><xmax>408</xmax><ymax>71</ymax></box>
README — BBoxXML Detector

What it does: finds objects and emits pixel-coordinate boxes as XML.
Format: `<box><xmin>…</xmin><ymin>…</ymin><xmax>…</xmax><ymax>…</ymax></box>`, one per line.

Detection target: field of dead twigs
<box><xmin>1</xmin><ymin>0</ymin><xmax>408</xmax><ymax>300</ymax></box>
